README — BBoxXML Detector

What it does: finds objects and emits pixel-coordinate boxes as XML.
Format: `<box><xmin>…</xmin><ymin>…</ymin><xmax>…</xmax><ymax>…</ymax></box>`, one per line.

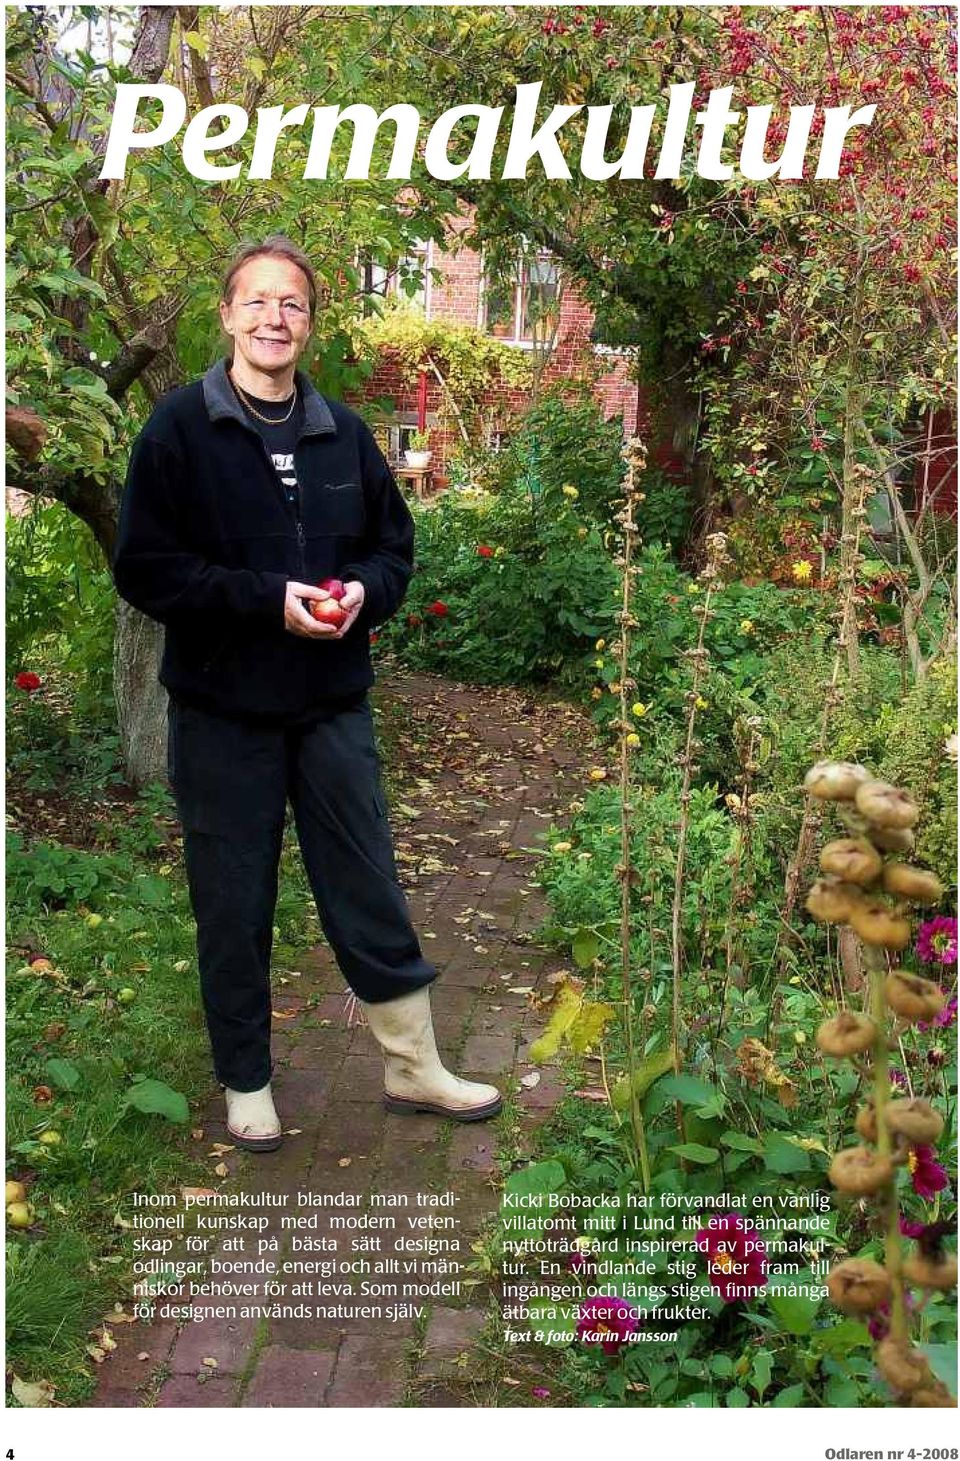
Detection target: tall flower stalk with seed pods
<box><xmin>806</xmin><ymin>762</ymin><xmax>956</xmax><ymax>1407</ymax></box>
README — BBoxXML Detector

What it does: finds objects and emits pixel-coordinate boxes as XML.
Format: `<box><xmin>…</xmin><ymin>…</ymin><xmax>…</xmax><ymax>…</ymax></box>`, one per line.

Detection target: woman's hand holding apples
<box><xmin>283</xmin><ymin>578</ymin><xmax>364</xmax><ymax>639</ymax></box>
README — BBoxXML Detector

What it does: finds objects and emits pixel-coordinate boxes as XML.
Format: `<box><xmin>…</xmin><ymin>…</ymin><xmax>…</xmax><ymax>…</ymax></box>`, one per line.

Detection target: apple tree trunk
<box><xmin>114</xmin><ymin>598</ymin><xmax>168</xmax><ymax>787</ymax></box>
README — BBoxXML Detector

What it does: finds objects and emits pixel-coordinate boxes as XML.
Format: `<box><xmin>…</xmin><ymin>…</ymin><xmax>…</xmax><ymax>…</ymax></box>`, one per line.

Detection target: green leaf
<box><xmin>750</xmin><ymin>1348</ymin><xmax>773</xmax><ymax>1399</ymax></box>
<box><xmin>44</xmin><ymin>1057</ymin><xmax>80</xmax><ymax>1091</ymax></box>
<box><xmin>726</xmin><ymin>1387</ymin><xmax>750</xmax><ymax>1407</ymax></box>
<box><xmin>919</xmin><ymin>1343</ymin><xmax>958</xmax><ymax>1395</ymax></box>
<box><xmin>720</xmin><ymin>1130</ymin><xmax>763</xmax><ymax>1154</ymax></box>
<box><xmin>611</xmin><ymin>1046</ymin><xmax>675</xmax><ymax>1110</ymax></box>
<box><xmin>571</xmin><ymin>926</ymin><xmax>599</xmax><ymax>969</ymax></box>
<box><xmin>810</xmin><ymin>1320</ymin><xmax>871</xmax><ymax>1354</ymax></box>
<box><xmin>768</xmin><ymin>1276</ymin><xmax>822</xmax><ymax>1337</ymax></box>
<box><xmin>667</xmin><ymin>1143</ymin><xmax>719</xmax><ymax>1165</ymax></box>
<box><xmin>504</xmin><ymin>1160</ymin><xmax>565</xmax><ymax>1199</ymax></box>
<box><xmin>659</xmin><ymin>1074</ymin><xmax>723</xmax><ymax>1110</ymax></box>
<box><xmin>763</xmin><ymin>1132</ymin><xmax>811</xmax><ymax>1174</ymax></box>
<box><xmin>771</xmin><ymin>1383</ymin><xmax>806</xmax><ymax>1407</ymax></box>
<box><xmin>683</xmin><ymin>1392</ymin><xmax>717</xmax><ymax>1408</ymax></box>
<box><xmin>122</xmin><ymin>1078</ymin><xmax>189</xmax><ymax>1124</ymax></box>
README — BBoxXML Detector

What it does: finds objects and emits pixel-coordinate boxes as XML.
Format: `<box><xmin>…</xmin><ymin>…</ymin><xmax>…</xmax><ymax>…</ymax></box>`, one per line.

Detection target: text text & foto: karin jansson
<box><xmin>100</xmin><ymin>80</ymin><xmax>876</xmax><ymax>182</ymax></box>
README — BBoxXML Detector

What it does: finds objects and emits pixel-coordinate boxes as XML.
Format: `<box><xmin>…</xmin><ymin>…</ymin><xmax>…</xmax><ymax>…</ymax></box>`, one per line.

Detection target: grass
<box><xmin>5</xmin><ymin>694</ymin><xmax>320</xmax><ymax>1405</ymax></box>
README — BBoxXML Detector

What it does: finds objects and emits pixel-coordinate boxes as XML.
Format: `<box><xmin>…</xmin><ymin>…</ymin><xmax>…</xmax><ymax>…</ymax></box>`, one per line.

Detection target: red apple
<box><xmin>316</xmin><ymin>578</ymin><xmax>346</xmax><ymax>601</ymax></box>
<box><xmin>309</xmin><ymin>597</ymin><xmax>347</xmax><ymax>627</ymax></box>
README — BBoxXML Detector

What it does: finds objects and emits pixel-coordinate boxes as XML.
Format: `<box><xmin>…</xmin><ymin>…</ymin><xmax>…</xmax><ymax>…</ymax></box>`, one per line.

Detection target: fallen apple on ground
<box><xmin>7</xmin><ymin>1202</ymin><xmax>34</xmax><ymax>1229</ymax></box>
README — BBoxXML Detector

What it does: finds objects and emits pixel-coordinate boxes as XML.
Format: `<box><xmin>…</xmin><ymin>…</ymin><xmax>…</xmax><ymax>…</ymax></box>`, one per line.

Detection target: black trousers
<box><xmin>167</xmin><ymin>695</ymin><xmax>437</xmax><ymax>1091</ymax></box>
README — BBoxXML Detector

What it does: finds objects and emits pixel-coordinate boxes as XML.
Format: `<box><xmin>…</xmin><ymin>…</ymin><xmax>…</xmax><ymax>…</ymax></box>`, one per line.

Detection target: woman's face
<box><xmin>219</xmin><ymin>256</ymin><xmax>312</xmax><ymax>379</ymax></box>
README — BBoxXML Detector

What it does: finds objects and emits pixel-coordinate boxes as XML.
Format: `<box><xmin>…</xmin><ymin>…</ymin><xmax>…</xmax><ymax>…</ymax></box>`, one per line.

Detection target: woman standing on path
<box><xmin>112</xmin><ymin>234</ymin><xmax>502</xmax><ymax>1150</ymax></box>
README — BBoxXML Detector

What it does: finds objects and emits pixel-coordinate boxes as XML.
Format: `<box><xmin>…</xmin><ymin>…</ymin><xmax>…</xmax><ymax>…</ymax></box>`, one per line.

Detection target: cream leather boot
<box><xmin>224</xmin><ymin>1082</ymin><xmax>283</xmax><ymax>1152</ymax></box>
<box><xmin>361</xmin><ymin>987</ymin><xmax>502</xmax><ymax>1121</ymax></box>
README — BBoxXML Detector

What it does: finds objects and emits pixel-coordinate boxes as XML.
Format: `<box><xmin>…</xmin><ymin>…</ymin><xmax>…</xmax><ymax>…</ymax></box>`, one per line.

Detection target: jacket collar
<box><xmin>202</xmin><ymin>358</ymin><xmax>337</xmax><ymax>436</ymax></box>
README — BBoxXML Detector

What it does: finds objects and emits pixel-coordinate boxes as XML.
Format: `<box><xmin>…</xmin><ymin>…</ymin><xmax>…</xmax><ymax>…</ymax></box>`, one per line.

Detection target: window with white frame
<box><xmin>483</xmin><ymin>252</ymin><xmax>560</xmax><ymax>344</ymax></box>
<box><xmin>356</xmin><ymin>240</ymin><xmax>431</xmax><ymax>316</ymax></box>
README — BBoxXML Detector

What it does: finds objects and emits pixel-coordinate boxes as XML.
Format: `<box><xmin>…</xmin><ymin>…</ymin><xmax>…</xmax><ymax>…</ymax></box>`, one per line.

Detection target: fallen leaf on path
<box><xmin>201</xmin><ymin>1357</ymin><xmax>218</xmax><ymax>1369</ymax></box>
<box><xmin>572</xmin><ymin>1088</ymin><xmax>608</xmax><ymax>1102</ymax></box>
<box><xmin>284</xmin><ymin>1128</ymin><xmax>303</xmax><ymax>1136</ymax></box>
<box><xmin>181</xmin><ymin>1187</ymin><xmax>217</xmax><ymax>1200</ymax></box>
<box><xmin>213</xmin><ymin>1162</ymin><xmax>229</xmax><ymax>1177</ymax></box>
<box><xmin>208</xmin><ymin>1143</ymin><xmax>235</xmax><ymax>1156</ymax></box>
<box><xmin>508</xmin><ymin>987</ymin><xmax>534</xmax><ymax>995</ymax></box>
<box><xmin>519</xmin><ymin>1073</ymin><xmax>541</xmax><ymax>1089</ymax></box>
<box><xmin>137</xmin><ymin>1352</ymin><xmax>150</xmax><ymax>1362</ymax></box>
<box><xmin>11</xmin><ymin>1374</ymin><xmax>56</xmax><ymax>1407</ymax></box>
<box><xmin>190</xmin><ymin>1128</ymin><xmax>204</xmax><ymax>1141</ymax></box>
<box><xmin>338</xmin><ymin>1157</ymin><xmax>352</xmax><ymax>1167</ymax></box>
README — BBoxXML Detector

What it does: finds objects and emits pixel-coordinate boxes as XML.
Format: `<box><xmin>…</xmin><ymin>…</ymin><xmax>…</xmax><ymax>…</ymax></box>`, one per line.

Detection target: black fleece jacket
<box><xmin>112</xmin><ymin>359</ymin><xmax>414</xmax><ymax>723</ymax></box>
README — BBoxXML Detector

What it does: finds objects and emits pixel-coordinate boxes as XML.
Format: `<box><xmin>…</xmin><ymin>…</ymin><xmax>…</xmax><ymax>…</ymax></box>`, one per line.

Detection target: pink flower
<box><xmin>695</xmin><ymin>1213</ymin><xmax>768</xmax><ymax>1302</ymax></box>
<box><xmin>869</xmin><ymin>1291</ymin><xmax>917</xmax><ymax>1342</ymax></box>
<box><xmin>916</xmin><ymin>917</ymin><xmax>958</xmax><ymax>967</ymax></box>
<box><xmin>889</xmin><ymin>1067</ymin><xmax>908</xmax><ymax>1090</ymax></box>
<box><xmin>899</xmin><ymin>1216</ymin><xmax>926</xmax><ymax>1240</ymax></box>
<box><xmin>14</xmin><ymin>671</ymin><xmax>42</xmax><ymax>692</ymax></box>
<box><xmin>531</xmin><ymin>1386</ymin><xmax>551</xmax><ymax>1399</ymax></box>
<box><xmin>909</xmin><ymin>1146</ymin><xmax>949</xmax><ymax>1200</ymax></box>
<box><xmin>575</xmin><ymin>1294</ymin><xmax>639</xmax><ymax>1355</ymax></box>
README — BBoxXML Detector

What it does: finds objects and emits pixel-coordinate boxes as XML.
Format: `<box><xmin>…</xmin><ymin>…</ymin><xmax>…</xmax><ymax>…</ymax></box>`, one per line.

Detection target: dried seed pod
<box><xmin>907</xmin><ymin>1383</ymin><xmax>958</xmax><ymax>1408</ymax></box>
<box><xmin>817</xmin><ymin>1011</ymin><xmax>878</xmax><ymax>1058</ymax></box>
<box><xmin>854</xmin><ymin>780</ymin><xmax>920</xmax><ymax>830</ymax></box>
<box><xmin>884</xmin><ymin>1098</ymin><xmax>944</xmax><ymax>1146</ymax></box>
<box><xmin>827</xmin><ymin>1257</ymin><xmax>892</xmax><ymax>1315</ymax></box>
<box><xmin>881</xmin><ymin>863</ymin><xmax>944</xmax><ymax>904</ymax></box>
<box><xmin>819</xmin><ymin>838</ymin><xmax>883</xmax><ymax>887</ymax></box>
<box><xmin>806</xmin><ymin>879</ymin><xmax>865</xmax><ymax>925</ymax></box>
<box><xmin>870</xmin><ymin>824</ymin><xmax>916</xmax><ymax>854</ymax></box>
<box><xmin>903</xmin><ymin>1249</ymin><xmax>958</xmax><ymax>1292</ymax></box>
<box><xmin>875</xmin><ymin>1338</ymin><xmax>933</xmax><ymax>1396</ymax></box>
<box><xmin>804</xmin><ymin>761</ymin><xmax>870</xmax><ymax>801</ymax></box>
<box><xmin>829</xmin><ymin>1146</ymin><xmax>894</xmax><ymax>1196</ymax></box>
<box><xmin>848</xmin><ymin>899</ymin><xmax>912</xmax><ymax>951</ymax></box>
<box><xmin>855</xmin><ymin>1103</ymin><xmax>878</xmax><ymax>1142</ymax></box>
<box><xmin>885</xmin><ymin>971</ymin><xmax>946</xmax><ymax>1023</ymax></box>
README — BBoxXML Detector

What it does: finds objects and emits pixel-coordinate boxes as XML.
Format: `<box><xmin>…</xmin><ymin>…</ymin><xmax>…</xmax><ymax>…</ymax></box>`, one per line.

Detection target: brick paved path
<box><xmin>93</xmin><ymin>670</ymin><xmax>599</xmax><ymax>1408</ymax></box>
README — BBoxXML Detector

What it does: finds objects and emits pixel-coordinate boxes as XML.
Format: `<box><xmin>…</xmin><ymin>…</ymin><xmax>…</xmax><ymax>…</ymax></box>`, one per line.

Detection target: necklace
<box><xmin>231</xmin><ymin>374</ymin><xmax>297</xmax><ymax>425</ymax></box>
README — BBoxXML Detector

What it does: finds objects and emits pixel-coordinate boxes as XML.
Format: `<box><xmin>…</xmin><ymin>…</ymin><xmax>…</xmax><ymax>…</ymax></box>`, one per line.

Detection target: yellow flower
<box><xmin>594</xmin><ymin>658</ymin><xmax>605</xmax><ymax>669</ymax></box>
<box><xmin>695</xmin><ymin>696</ymin><xmax>709</xmax><ymax>710</ymax></box>
<box><xmin>631</xmin><ymin>701</ymin><xmax>648</xmax><ymax>718</ymax></box>
<box><xmin>552</xmin><ymin>841</ymin><xmax>572</xmax><ymax>854</ymax></box>
<box><xmin>595</xmin><ymin>640</ymin><xmax>606</xmax><ymax>651</ymax></box>
<box><xmin>562</xmin><ymin>484</ymin><xmax>579</xmax><ymax>498</ymax></box>
<box><xmin>591</xmin><ymin>687</ymin><xmax>603</xmax><ymax>700</ymax></box>
<box><xmin>791</xmin><ymin>560</ymin><xmax>813</xmax><ymax>582</ymax></box>
<box><xmin>588</xmin><ymin>768</ymin><xmax>607</xmax><ymax>781</ymax></box>
<box><xmin>687</xmin><ymin>582</ymin><xmax>700</xmax><ymax>594</ymax></box>
<box><xmin>739</xmin><ymin>619</ymin><xmax>754</xmax><ymax>634</ymax></box>
<box><xmin>625</xmin><ymin>733</ymin><xmax>640</xmax><ymax>747</ymax></box>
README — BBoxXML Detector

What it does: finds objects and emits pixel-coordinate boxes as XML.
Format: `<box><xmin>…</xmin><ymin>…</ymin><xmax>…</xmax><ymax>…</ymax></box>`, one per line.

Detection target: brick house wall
<box><xmin>342</xmin><ymin>211</ymin><xmax>644</xmax><ymax>477</ymax></box>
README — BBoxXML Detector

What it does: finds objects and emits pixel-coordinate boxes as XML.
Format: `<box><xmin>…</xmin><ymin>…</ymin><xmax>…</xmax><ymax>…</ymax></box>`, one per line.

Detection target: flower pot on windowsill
<box><xmin>404</xmin><ymin>450</ymin><xmax>431</xmax><ymax>469</ymax></box>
